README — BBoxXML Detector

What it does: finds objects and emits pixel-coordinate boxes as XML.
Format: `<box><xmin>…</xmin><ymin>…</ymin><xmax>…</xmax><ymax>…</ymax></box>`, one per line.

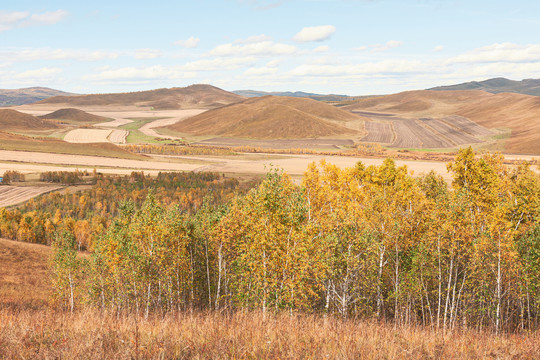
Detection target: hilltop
<box><xmin>39</xmin><ymin>84</ymin><xmax>244</xmax><ymax>110</ymax></box>
<box><xmin>233</xmin><ymin>90</ymin><xmax>364</xmax><ymax>102</ymax></box>
<box><xmin>0</xmin><ymin>109</ymin><xmax>59</xmax><ymax>132</ymax></box>
<box><xmin>429</xmin><ymin>77</ymin><xmax>540</xmax><ymax>96</ymax></box>
<box><xmin>0</xmin><ymin>87</ymin><xmax>76</xmax><ymax>106</ymax></box>
<box><xmin>166</xmin><ymin>95</ymin><xmax>364</xmax><ymax>139</ymax></box>
<box><xmin>344</xmin><ymin>90</ymin><xmax>540</xmax><ymax>154</ymax></box>
<box><xmin>39</xmin><ymin>108</ymin><xmax>110</xmax><ymax>123</ymax></box>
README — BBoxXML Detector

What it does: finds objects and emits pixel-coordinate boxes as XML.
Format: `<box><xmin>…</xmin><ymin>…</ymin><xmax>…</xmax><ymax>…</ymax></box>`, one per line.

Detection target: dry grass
<box><xmin>167</xmin><ymin>95</ymin><xmax>365</xmax><ymax>139</ymax></box>
<box><xmin>1</xmin><ymin>237</ymin><xmax>539</xmax><ymax>359</ymax></box>
<box><xmin>1</xmin><ymin>308</ymin><xmax>539</xmax><ymax>359</ymax></box>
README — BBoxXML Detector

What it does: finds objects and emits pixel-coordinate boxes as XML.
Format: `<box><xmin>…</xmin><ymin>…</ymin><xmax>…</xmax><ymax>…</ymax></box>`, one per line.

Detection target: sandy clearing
<box><xmin>0</xmin><ymin>185</ymin><xmax>62</xmax><ymax>207</ymax></box>
<box><xmin>139</xmin><ymin>109</ymin><xmax>206</xmax><ymax>138</ymax></box>
<box><xmin>96</xmin><ymin>118</ymin><xmax>133</xmax><ymax>127</ymax></box>
<box><xmin>0</xmin><ymin>150</ymin><xmax>202</xmax><ymax>172</ymax></box>
<box><xmin>64</xmin><ymin>129</ymin><xmax>113</xmax><ymax>143</ymax></box>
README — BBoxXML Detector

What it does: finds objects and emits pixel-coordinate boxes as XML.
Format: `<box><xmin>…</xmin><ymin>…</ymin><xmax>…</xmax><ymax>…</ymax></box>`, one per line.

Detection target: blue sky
<box><xmin>1</xmin><ymin>0</ymin><xmax>540</xmax><ymax>95</ymax></box>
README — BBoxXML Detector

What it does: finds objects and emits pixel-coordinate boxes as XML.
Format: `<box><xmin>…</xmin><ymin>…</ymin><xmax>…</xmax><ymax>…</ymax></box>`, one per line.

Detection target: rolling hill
<box><xmin>38</xmin><ymin>108</ymin><xmax>110</xmax><ymax>123</ymax></box>
<box><xmin>344</xmin><ymin>90</ymin><xmax>540</xmax><ymax>154</ymax></box>
<box><xmin>429</xmin><ymin>77</ymin><xmax>540</xmax><ymax>96</ymax></box>
<box><xmin>0</xmin><ymin>109</ymin><xmax>59</xmax><ymax>132</ymax></box>
<box><xmin>233</xmin><ymin>90</ymin><xmax>364</xmax><ymax>102</ymax></box>
<box><xmin>166</xmin><ymin>95</ymin><xmax>364</xmax><ymax>139</ymax></box>
<box><xmin>39</xmin><ymin>84</ymin><xmax>244</xmax><ymax>110</ymax></box>
<box><xmin>0</xmin><ymin>87</ymin><xmax>76</xmax><ymax>106</ymax></box>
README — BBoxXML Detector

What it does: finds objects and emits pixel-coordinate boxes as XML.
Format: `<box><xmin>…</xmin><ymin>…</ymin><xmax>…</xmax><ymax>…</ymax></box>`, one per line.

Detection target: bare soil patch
<box><xmin>361</xmin><ymin>121</ymin><xmax>394</xmax><ymax>143</ymax></box>
<box><xmin>63</xmin><ymin>129</ymin><xmax>113</xmax><ymax>143</ymax></box>
<box><xmin>194</xmin><ymin>137</ymin><xmax>355</xmax><ymax>149</ymax></box>
<box><xmin>0</xmin><ymin>185</ymin><xmax>62</xmax><ymax>207</ymax></box>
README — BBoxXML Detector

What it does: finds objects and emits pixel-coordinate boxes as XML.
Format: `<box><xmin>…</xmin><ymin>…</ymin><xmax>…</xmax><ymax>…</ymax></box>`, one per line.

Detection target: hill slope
<box><xmin>39</xmin><ymin>84</ymin><xmax>244</xmax><ymax>110</ymax></box>
<box><xmin>166</xmin><ymin>95</ymin><xmax>363</xmax><ymax>139</ymax></box>
<box><xmin>0</xmin><ymin>109</ymin><xmax>59</xmax><ymax>132</ymax></box>
<box><xmin>0</xmin><ymin>87</ymin><xmax>76</xmax><ymax>106</ymax></box>
<box><xmin>429</xmin><ymin>77</ymin><xmax>540</xmax><ymax>96</ymax></box>
<box><xmin>344</xmin><ymin>90</ymin><xmax>540</xmax><ymax>154</ymax></box>
<box><xmin>39</xmin><ymin>108</ymin><xmax>109</xmax><ymax>123</ymax></box>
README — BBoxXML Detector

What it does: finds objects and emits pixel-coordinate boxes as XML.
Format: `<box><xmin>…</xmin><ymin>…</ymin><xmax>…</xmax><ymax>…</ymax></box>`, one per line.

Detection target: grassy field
<box><xmin>0</xmin><ymin>237</ymin><xmax>539</xmax><ymax>359</ymax></box>
<box><xmin>120</xmin><ymin>118</ymin><xmax>168</xmax><ymax>144</ymax></box>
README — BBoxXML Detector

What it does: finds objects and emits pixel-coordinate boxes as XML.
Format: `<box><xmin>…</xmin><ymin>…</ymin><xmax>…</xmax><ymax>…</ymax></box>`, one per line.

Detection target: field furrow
<box><xmin>391</xmin><ymin>118</ymin><xmax>454</xmax><ymax>149</ymax></box>
<box><xmin>420</xmin><ymin>118</ymin><xmax>482</xmax><ymax>145</ymax></box>
<box><xmin>0</xmin><ymin>186</ymin><xmax>61</xmax><ymax>207</ymax></box>
<box><xmin>360</xmin><ymin>121</ymin><xmax>394</xmax><ymax>143</ymax></box>
<box><xmin>441</xmin><ymin>115</ymin><xmax>494</xmax><ymax>137</ymax></box>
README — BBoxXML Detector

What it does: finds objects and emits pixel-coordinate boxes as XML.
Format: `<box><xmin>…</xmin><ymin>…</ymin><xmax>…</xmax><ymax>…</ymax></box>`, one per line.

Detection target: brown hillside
<box><xmin>38</xmin><ymin>108</ymin><xmax>109</xmax><ymax>123</ymax></box>
<box><xmin>0</xmin><ymin>109</ymin><xmax>58</xmax><ymax>131</ymax></box>
<box><xmin>38</xmin><ymin>84</ymin><xmax>244</xmax><ymax>110</ymax></box>
<box><xmin>167</xmin><ymin>96</ymin><xmax>363</xmax><ymax>139</ymax></box>
<box><xmin>344</xmin><ymin>90</ymin><xmax>540</xmax><ymax>154</ymax></box>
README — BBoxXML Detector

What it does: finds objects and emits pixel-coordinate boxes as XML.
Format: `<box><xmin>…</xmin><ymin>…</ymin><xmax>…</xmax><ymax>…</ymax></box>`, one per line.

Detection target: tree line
<box><xmin>0</xmin><ymin>171</ymin><xmax>256</xmax><ymax>250</ymax></box>
<box><xmin>49</xmin><ymin>149</ymin><xmax>540</xmax><ymax>333</ymax></box>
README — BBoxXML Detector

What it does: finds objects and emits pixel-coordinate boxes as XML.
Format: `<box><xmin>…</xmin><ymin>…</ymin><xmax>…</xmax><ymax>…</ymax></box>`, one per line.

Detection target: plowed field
<box><xmin>0</xmin><ymin>186</ymin><xmax>61</xmax><ymax>207</ymax></box>
<box><xmin>64</xmin><ymin>129</ymin><xmax>113</xmax><ymax>143</ymax></box>
<box><xmin>420</xmin><ymin>118</ymin><xmax>482</xmax><ymax>146</ymax></box>
<box><xmin>108</xmin><ymin>129</ymin><xmax>128</xmax><ymax>144</ymax></box>
<box><xmin>441</xmin><ymin>116</ymin><xmax>494</xmax><ymax>137</ymax></box>
<box><xmin>361</xmin><ymin>121</ymin><xmax>394</xmax><ymax>143</ymax></box>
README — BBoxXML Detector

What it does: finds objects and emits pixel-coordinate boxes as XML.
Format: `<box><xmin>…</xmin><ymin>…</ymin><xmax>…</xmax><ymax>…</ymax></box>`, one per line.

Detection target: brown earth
<box><xmin>167</xmin><ymin>95</ymin><xmax>366</xmax><ymax>139</ymax></box>
<box><xmin>0</xmin><ymin>109</ymin><xmax>58</xmax><ymax>132</ymax></box>
<box><xmin>38</xmin><ymin>108</ymin><xmax>110</xmax><ymax>123</ymax></box>
<box><xmin>344</xmin><ymin>90</ymin><xmax>540</xmax><ymax>154</ymax></box>
<box><xmin>0</xmin><ymin>131</ymin><xmax>144</xmax><ymax>160</ymax></box>
<box><xmin>38</xmin><ymin>84</ymin><xmax>244</xmax><ymax>110</ymax></box>
<box><xmin>0</xmin><ymin>186</ymin><xmax>62</xmax><ymax>208</ymax></box>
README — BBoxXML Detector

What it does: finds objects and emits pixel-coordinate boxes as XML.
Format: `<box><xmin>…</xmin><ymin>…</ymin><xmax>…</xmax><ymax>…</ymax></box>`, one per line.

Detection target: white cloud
<box><xmin>313</xmin><ymin>45</ymin><xmax>329</xmax><ymax>53</ymax></box>
<box><xmin>83</xmin><ymin>65</ymin><xmax>197</xmax><ymax>81</ymax></box>
<box><xmin>209</xmin><ymin>41</ymin><xmax>296</xmax><ymax>57</ymax></box>
<box><xmin>26</xmin><ymin>10</ymin><xmax>68</xmax><ymax>25</ymax></box>
<box><xmin>293</xmin><ymin>25</ymin><xmax>336</xmax><ymax>42</ymax></box>
<box><xmin>447</xmin><ymin>42</ymin><xmax>540</xmax><ymax>64</ymax></box>
<box><xmin>13</xmin><ymin>67</ymin><xmax>62</xmax><ymax>79</ymax></box>
<box><xmin>0</xmin><ymin>10</ymin><xmax>67</xmax><ymax>31</ymax></box>
<box><xmin>134</xmin><ymin>49</ymin><xmax>162</xmax><ymax>59</ymax></box>
<box><xmin>234</xmin><ymin>34</ymin><xmax>273</xmax><ymax>44</ymax></box>
<box><xmin>244</xmin><ymin>66</ymin><xmax>278</xmax><ymax>76</ymax></box>
<box><xmin>0</xmin><ymin>48</ymin><xmax>121</xmax><ymax>62</ymax></box>
<box><xmin>174</xmin><ymin>36</ymin><xmax>200</xmax><ymax>48</ymax></box>
<box><xmin>433</xmin><ymin>45</ymin><xmax>444</xmax><ymax>52</ymax></box>
<box><xmin>180</xmin><ymin>57</ymin><xmax>257</xmax><ymax>71</ymax></box>
<box><xmin>290</xmin><ymin>59</ymin><xmax>424</xmax><ymax>77</ymax></box>
<box><xmin>371</xmin><ymin>40</ymin><xmax>403</xmax><ymax>52</ymax></box>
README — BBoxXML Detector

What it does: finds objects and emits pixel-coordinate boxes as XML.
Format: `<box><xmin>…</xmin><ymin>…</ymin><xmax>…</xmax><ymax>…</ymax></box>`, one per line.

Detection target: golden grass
<box><xmin>1</xmin><ymin>308</ymin><xmax>539</xmax><ymax>359</ymax></box>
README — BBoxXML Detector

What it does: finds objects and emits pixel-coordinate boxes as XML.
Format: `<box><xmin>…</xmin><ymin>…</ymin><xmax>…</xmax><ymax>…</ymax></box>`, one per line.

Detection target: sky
<box><xmin>1</xmin><ymin>0</ymin><xmax>540</xmax><ymax>95</ymax></box>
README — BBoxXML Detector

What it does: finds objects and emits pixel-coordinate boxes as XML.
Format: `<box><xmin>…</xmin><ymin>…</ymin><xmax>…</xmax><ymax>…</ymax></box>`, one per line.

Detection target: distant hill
<box><xmin>233</xmin><ymin>90</ymin><xmax>363</xmax><ymax>102</ymax></box>
<box><xmin>0</xmin><ymin>87</ymin><xmax>76</xmax><ymax>106</ymax></box>
<box><xmin>165</xmin><ymin>95</ymin><xmax>364</xmax><ymax>139</ymax></box>
<box><xmin>344</xmin><ymin>90</ymin><xmax>540</xmax><ymax>154</ymax></box>
<box><xmin>0</xmin><ymin>109</ymin><xmax>59</xmax><ymax>132</ymax></box>
<box><xmin>40</xmin><ymin>84</ymin><xmax>244</xmax><ymax>110</ymax></box>
<box><xmin>429</xmin><ymin>77</ymin><xmax>540</xmax><ymax>96</ymax></box>
<box><xmin>39</xmin><ymin>108</ymin><xmax>110</xmax><ymax>124</ymax></box>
